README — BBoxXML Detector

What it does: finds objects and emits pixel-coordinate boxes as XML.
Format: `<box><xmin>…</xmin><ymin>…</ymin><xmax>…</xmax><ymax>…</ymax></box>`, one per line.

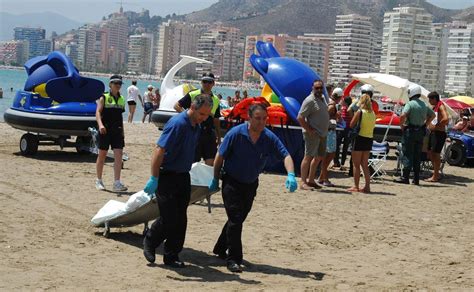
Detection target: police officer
<box><xmin>174</xmin><ymin>72</ymin><xmax>221</xmax><ymax>166</ymax></box>
<box><xmin>209</xmin><ymin>103</ymin><xmax>298</xmax><ymax>273</ymax></box>
<box><xmin>395</xmin><ymin>84</ymin><xmax>435</xmax><ymax>185</ymax></box>
<box><xmin>142</xmin><ymin>94</ymin><xmax>213</xmax><ymax>268</ymax></box>
<box><xmin>95</xmin><ymin>75</ymin><xmax>127</xmax><ymax>192</ymax></box>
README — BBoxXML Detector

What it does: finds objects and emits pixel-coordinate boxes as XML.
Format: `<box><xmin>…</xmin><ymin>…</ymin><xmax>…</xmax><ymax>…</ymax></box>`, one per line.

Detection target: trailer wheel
<box><xmin>20</xmin><ymin>133</ymin><xmax>39</xmax><ymax>155</ymax></box>
<box><xmin>446</xmin><ymin>141</ymin><xmax>466</xmax><ymax>166</ymax></box>
<box><xmin>75</xmin><ymin>136</ymin><xmax>91</xmax><ymax>155</ymax></box>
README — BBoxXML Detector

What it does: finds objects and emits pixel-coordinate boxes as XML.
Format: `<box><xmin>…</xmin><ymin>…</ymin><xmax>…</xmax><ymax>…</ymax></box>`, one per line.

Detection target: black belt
<box><xmin>159</xmin><ymin>168</ymin><xmax>187</xmax><ymax>175</ymax></box>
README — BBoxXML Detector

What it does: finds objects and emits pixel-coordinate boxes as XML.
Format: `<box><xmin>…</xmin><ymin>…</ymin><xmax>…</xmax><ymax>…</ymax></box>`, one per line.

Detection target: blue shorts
<box><xmin>144</xmin><ymin>102</ymin><xmax>153</xmax><ymax>114</ymax></box>
<box><xmin>326</xmin><ymin>130</ymin><xmax>337</xmax><ymax>153</ymax></box>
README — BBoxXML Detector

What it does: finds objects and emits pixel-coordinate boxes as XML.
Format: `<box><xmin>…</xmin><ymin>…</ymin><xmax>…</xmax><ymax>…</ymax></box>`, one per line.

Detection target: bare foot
<box><xmin>299</xmin><ymin>183</ymin><xmax>315</xmax><ymax>191</ymax></box>
<box><xmin>424</xmin><ymin>177</ymin><xmax>439</xmax><ymax>182</ymax></box>
<box><xmin>346</xmin><ymin>186</ymin><xmax>359</xmax><ymax>192</ymax></box>
<box><xmin>361</xmin><ymin>186</ymin><xmax>371</xmax><ymax>193</ymax></box>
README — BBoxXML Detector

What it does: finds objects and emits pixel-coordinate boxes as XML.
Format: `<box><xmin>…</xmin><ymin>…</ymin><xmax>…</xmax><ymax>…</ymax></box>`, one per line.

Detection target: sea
<box><xmin>0</xmin><ymin>68</ymin><xmax>260</xmax><ymax>122</ymax></box>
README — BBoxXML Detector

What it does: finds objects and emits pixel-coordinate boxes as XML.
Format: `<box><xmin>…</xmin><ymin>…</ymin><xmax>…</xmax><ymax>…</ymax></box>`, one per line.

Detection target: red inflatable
<box><xmin>229</xmin><ymin>97</ymin><xmax>270</xmax><ymax>120</ymax></box>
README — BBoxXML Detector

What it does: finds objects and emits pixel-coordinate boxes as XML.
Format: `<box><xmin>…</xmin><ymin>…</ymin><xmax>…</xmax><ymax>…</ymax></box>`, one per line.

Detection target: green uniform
<box><xmin>400</xmin><ymin>98</ymin><xmax>435</xmax><ymax>182</ymax></box>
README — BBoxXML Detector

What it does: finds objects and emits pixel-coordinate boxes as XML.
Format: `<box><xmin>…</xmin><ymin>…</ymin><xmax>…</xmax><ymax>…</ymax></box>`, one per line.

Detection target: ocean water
<box><xmin>0</xmin><ymin>68</ymin><xmax>259</xmax><ymax>122</ymax></box>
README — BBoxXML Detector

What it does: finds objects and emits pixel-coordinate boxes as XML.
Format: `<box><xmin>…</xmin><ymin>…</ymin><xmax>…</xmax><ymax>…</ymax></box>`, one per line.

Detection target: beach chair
<box><xmin>368</xmin><ymin>141</ymin><xmax>389</xmax><ymax>179</ymax></box>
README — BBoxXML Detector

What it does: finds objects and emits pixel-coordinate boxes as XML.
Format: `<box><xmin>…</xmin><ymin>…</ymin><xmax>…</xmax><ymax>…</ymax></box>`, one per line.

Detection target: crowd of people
<box><xmin>93</xmin><ymin>72</ymin><xmax>470</xmax><ymax>273</ymax></box>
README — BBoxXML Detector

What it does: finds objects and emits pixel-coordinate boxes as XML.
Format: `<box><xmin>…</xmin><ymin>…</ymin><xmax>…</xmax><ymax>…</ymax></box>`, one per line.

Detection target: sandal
<box><xmin>424</xmin><ymin>177</ymin><xmax>439</xmax><ymax>183</ymax></box>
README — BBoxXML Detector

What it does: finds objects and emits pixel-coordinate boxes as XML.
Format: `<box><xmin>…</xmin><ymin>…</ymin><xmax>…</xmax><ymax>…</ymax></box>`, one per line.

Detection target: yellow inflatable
<box><xmin>261</xmin><ymin>83</ymin><xmax>283</xmax><ymax>108</ymax></box>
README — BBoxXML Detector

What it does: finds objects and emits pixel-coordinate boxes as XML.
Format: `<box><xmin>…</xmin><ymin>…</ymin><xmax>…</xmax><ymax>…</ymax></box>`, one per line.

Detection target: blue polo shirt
<box><xmin>157</xmin><ymin>111</ymin><xmax>200</xmax><ymax>173</ymax></box>
<box><xmin>219</xmin><ymin>123</ymin><xmax>290</xmax><ymax>183</ymax></box>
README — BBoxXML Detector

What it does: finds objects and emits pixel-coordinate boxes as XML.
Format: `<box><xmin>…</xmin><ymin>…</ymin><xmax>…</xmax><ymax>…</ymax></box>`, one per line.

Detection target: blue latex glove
<box><xmin>209</xmin><ymin>178</ymin><xmax>219</xmax><ymax>192</ymax></box>
<box><xmin>285</xmin><ymin>172</ymin><xmax>297</xmax><ymax>192</ymax></box>
<box><xmin>144</xmin><ymin>176</ymin><xmax>158</xmax><ymax>196</ymax></box>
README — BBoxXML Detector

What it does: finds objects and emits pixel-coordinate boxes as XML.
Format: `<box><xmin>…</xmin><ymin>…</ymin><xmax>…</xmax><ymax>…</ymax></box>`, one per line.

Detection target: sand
<box><xmin>0</xmin><ymin>122</ymin><xmax>472</xmax><ymax>290</ymax></box>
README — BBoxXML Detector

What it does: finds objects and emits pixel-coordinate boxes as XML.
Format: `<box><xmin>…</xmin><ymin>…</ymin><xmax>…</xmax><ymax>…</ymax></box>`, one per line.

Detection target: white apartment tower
<box><xmin>329</xmin><ymin>14</ymin><xmax>377</xmax><ymax>85</ymax></box>
<box><xmin>127</xmin><ymin>33</ymin><xmax>154</xmax><ymax>74</ymax></box>
<box><xmin>380</xmin><ymin>7</ymin><xmax>441</xmax><ymax>91</ymax></box>
<box><xmin>444</xmin><ymin>22</ymin><xmax>474</xmax><ymax>95</ymax></box>
<box><xmin>77</xmin><ymin>26</ymin><xmax>97</xmax><ymax>71</ymax></box>
<box><xmin>196</xmin><ymin>26</ymin><xmax>244</xmax><ymax>81</ymax></box>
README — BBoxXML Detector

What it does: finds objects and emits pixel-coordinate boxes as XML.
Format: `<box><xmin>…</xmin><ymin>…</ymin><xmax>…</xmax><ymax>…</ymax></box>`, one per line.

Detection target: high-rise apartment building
<box><xmin>155</xmin><ymin>21</ymin><xmax>206</xmax><ymax>77</ymax></box>
<box><xmin>0</xmin><ymin>40</ymin><xmax>29</xmax><ymax>65</ymax></box>
<box><xmin>329</xmin><ymin>14</ymin><xmax>377</xmax><ymax>85</ymax></box>
<box><xmin>444</xmin><ymin>22</ymin><xmax>474</xmax><ymax>95</ymax></box>
<box><xmin>433</xmin><ymin>23</ymin><xmax>450</xmax><ymax>93</ymax></box>
<box><xmin>127</xmin><ymin>33</ymin><xmax>154</xmax><ymax>74</ymax></box>
<box><xmin>242</xmin><ymin>34</ymin><xmax>289</xmax><ymax>81</ymax></box>
<box><xmin>196</xmin><ymin>26</ymin><xmax>244</xmax><ymax>81</ymax></box>
<box><xmin>65</xmin><ymin>42</ymin><xmax>79</xmax><ymax>64</ymax></box>
<box><xmin>77</xmin><ymin>26</ymin><xmax>97</xmax><ymax>71</ymax></box>
<box><xmin>100</xmin><ymin>12</ymin><xmax>128</xmax><ymax>72</ymax></box>
<box><xmin>13</xmin><ymin>27</ymin><xmax>51</xmax><ymax>58</ymax></box>
<box><xmin>380</xmin><ymin>7</ymin><xmax>441</xmax><ymax>91</ymax></box>
<box><xmin>285</xmin><ymin>35</ymin><xmax>333</xmax><ymax>82</ymax></box>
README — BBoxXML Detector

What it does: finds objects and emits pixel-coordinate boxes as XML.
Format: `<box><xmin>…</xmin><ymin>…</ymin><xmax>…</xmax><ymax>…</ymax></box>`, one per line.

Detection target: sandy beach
<box><xmin>0</xmin><ymin>122</ymin><xmax>472</xmax><ymax>290</ymax></box>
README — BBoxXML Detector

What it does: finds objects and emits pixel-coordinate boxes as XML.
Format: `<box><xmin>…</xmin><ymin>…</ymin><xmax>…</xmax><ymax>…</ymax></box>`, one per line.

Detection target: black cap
<box><xmin>201</xmin><ymin>72</ymin><xmax>215</xmax><ymax>82</ymax></box>
<box><xmin>110</xmin><ymin>74</ymin><xmax>123</xmax><ymax>83</ymax></box>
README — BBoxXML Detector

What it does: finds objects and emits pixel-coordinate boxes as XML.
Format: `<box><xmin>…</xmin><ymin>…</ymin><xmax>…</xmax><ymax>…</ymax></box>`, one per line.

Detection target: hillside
<box><xmin>185</xmin><ymin>0</ymin><xmax>472</xmax><ymax>35</ymax></box>
<box><xmin>0</xmin><ymin>12</ymin><xmax>83</xmax><ymax>41</ymax></box>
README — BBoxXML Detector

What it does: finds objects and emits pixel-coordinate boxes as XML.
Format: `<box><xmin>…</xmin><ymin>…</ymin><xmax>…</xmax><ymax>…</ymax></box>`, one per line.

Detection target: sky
<box><xmin>0</xmin><ymin>0</ymin><xmax>472</xmax><ymax>22</ymax></box>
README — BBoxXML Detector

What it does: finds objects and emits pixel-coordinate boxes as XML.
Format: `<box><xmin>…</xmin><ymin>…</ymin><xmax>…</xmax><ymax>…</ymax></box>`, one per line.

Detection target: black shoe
<box><xmin>394</xmin><ymin>178</ymin><xmax>409</xmax><ymax>184</ymax></box>
<box><xmin>143</xmin><ymin>238</ymin><xmax>155</xmax><ymax>263</ymax></box>
<box><xmin>164</xmin><ymin>260</ymin><xmax>186</xmax><ymax>268</ymax></box>
<box><xmin>227</xmin><ymin>260</ymin><xmax>242</xmax><ymax>273</ymax></box>
<box><xmin>412</xmin><ymin>180</ymin><xmax>419</xmax><ymax>185</ymax></box>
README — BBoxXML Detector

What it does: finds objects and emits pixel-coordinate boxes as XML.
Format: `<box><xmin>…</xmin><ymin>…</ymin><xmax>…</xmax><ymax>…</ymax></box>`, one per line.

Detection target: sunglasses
<box><xmin>111</xmin><ymin>81</ymin><xmax>123</xmax><ymax>85</ymax></box>
<box><xmin>202</xmin><ymin>80</ymin><xmax>214</xmax><ymax>84</ymax></box>
<box><xmin>314</xmin><ymin>87</ymin><xmax>323</xmax><ymax>90</ymax></box>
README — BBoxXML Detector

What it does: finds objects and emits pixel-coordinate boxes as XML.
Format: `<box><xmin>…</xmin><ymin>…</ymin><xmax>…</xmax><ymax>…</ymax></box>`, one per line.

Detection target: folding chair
<box><xmin>368</xmin><ymin>141</ymin><xmax>389</xmax><ymax>180</ymax></box>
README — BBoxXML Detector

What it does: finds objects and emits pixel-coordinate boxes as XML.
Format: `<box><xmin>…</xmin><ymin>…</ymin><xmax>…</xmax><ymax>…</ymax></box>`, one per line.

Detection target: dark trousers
<box><xmin>145</xmin><ymin>172</ymin><xmax>190</xmax><ymax>262</ymax></box>
<box><xmin>334</xmin><ymin>128</ymin><xmax>351</xmax><ymax>166</ymax></box>
<box><xmin>401</xmin><ymin>128</ymin><xmax>425</xmax><ymax>182</ymax></box>
<box><xmin>214</xmin><ymin>175</ymin><xmax>258</xmax><ymax>264</ymax></box>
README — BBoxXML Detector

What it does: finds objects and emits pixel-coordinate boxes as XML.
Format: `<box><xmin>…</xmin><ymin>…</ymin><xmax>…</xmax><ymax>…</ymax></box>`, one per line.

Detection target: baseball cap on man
<box><xmin>201</xmin><ymin>72</ymin><xmax>215</xmax><ymax>82</ymax></box>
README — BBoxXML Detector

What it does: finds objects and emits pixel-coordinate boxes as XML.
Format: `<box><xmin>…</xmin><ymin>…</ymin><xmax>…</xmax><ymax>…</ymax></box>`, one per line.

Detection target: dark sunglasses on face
<box><xmin>112</xmin><ymin>82</ymin><xmax>122</xmax><ymax>85</ymax></box>
<box><xmin>202</xmin><ymin>80</ymin><xmax>213</xmax><ymax>84</ymax></box>
<box><xmin>314</xmin><ymin>87</ymin><xmax>323</xmax><ymax>90</ymax></box>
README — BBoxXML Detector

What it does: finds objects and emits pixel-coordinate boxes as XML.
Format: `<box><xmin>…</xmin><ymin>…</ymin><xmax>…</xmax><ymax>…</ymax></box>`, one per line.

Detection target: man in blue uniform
<box><xmin>142</xmin><ymin>94</ymin><xmax>213</xmax><ymax>268</ymax></box>
<box><xmin>174</xmin><ymin>72</ymin><xmax>221</xmax><ymax>166</ymax></box>
<box><xmin>209</xmin><ymin>103</ymin><xmax>298</xmax><ymax>273</ymax></box>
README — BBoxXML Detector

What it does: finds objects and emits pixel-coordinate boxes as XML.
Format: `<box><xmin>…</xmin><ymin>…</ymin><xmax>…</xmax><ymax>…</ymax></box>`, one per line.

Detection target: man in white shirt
<box><xmin>126</xmin><ymin>80</ymin><xmax>143</xmax><ymax>123</ymax></box>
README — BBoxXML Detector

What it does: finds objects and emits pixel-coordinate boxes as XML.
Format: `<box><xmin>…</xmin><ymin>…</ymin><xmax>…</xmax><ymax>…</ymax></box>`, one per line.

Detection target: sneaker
<box><xmin>113</xmin><ymin>181</ymin><xmax>128</xmax><ymax>192</ymax></box>
<box><xmin>95</xmin><ymin>179</ymin><xmax>105</xmax><ymax>191</ymax></box>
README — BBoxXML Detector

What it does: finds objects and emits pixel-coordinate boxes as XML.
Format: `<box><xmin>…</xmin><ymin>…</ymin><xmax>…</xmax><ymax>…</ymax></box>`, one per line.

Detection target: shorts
<box><xmin>194</xmin><ymin>132</ymin><xmax>217</xmax><ymax>162</ymax></box>
<box><xmin>303</xmin><ymin>132</ymin><xmax>326</xmax><ymax>157</ymax></box>
<box><xmin>127</xmin><ymin>100</ymin><xmax>136</xmax><ymax>106</ymax></box>
<box><xmin>144</xmin><ymin>102</ymin><xmax>153</xmax><ymax>114</ymax></box>
<box><xmin>353</xmin><ymin>135</ymin><xmax>373</xmax><ymax>151</ymax></box>
<box><xmin>326</xmin><ymin>130</ymin><xmax>336</xmax><ymax>153</ymax></box>
<box><xmin>98</xmin><ymin>128</ymin><xmax>125</xmax><ymax>150</ymax></box>
<box><xmin>428</xmin><ymin>130</ymin><xmax>447</xmax><ymax>154</ymax></box>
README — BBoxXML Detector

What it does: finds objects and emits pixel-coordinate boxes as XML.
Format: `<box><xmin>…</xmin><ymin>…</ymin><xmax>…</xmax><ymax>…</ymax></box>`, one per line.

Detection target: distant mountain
<box><xmin>0</xmin><ymin>12</ymin><xmax>84</xmax><ymax>41</ymax></box>
<box><xmin>185</xmin><ymin>0</ymin><xmax>473</xmax><ymax>35</ymax></box>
